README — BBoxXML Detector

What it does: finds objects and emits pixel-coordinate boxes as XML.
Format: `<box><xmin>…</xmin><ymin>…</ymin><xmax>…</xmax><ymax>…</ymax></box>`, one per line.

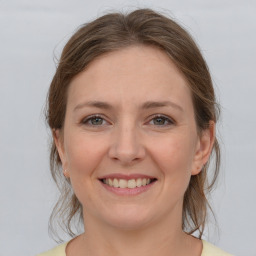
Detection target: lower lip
<box><xmin>100</xmin><ymin>181</ymin><xmax>156</xmax><ymax>196</ymax></box>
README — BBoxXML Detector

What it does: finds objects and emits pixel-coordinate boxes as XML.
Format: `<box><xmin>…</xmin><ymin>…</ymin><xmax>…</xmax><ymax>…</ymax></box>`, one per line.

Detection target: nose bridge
<box><xmin>108</xmin><ymin>117</ymin><xmax>145</xmax><ymax>164</ymax></box>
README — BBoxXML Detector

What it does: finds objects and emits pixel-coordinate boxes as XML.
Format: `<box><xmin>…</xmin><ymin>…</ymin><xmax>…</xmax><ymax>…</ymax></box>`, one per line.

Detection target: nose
<box><xmin>108</xmin><ymin>122</ymin><xmax>146</xmax><ymax>165</ymax></box>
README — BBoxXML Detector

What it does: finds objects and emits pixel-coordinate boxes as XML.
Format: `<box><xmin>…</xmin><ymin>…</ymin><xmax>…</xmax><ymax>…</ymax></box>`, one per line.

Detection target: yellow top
<box><xmin>37</xmin><ymin>240</ymin><xmax>233</xmax><ymax>256</ymax></box>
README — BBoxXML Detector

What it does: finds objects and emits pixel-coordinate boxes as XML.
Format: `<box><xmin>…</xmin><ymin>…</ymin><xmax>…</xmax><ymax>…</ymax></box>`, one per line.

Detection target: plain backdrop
<box><xmin>0</xmin><ymin>1</ymin><xmax>255</xmax><ymax>256</ymax></box>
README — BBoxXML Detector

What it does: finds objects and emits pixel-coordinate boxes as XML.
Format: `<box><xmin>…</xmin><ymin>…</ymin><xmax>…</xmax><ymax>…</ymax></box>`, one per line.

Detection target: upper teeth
<box><xmin>103</xmin><ymin>178</ymin><xmax>151</xmax><ymax>189</ymax></box>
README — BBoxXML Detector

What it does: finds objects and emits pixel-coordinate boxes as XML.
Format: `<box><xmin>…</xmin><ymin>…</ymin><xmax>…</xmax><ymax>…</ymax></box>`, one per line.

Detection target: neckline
<box><xmin>61</xmin><ymin>239</ymin><xmax>207</xmax><ymax>256</ymax></box>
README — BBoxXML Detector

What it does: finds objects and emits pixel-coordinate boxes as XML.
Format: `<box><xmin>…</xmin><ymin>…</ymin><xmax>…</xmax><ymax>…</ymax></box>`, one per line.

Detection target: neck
<box><xmin>67</xmin><ymin>207</ymin><xmax>201</xmax><ymax>256</ymax></box>
<box><xmin>85</xmin><ymin>221</ymin><xmax>183</xmax><ymax>256</ymax></box>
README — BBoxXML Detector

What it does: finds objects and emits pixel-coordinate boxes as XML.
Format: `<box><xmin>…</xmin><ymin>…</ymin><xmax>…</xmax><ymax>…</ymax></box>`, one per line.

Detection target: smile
<box><xmin>101</xmin><ymin>178</ymin><xmax>156</xmax><ymax>189</ymax></box>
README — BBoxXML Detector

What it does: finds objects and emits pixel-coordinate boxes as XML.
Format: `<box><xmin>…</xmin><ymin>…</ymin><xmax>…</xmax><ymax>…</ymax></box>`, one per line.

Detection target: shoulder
<box><xmin>202</xmin><ymin>240</ymin><xmax>233</xmax><ymax>256</ymax></box>
<box><xmin>36</xmin><ymin>242</ymin><xmax>68</xmax><ymax>256</ymax></box>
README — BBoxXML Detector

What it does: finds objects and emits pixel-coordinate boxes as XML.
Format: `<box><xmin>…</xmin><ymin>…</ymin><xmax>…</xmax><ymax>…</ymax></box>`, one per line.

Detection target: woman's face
<box><xmin>55</xmin><ymin>45</ymin><xmax>213</xmax><ymax>230</ymax></box>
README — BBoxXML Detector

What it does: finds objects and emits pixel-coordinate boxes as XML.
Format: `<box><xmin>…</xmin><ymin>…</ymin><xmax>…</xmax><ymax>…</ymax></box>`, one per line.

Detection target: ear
<box><xmin>191</xmin><ymin>121</ymin><xmax>215</xmax><ymax>175</ymax></box>
<box><xmin>53</xmin><ymin>129</ymin><xmax>70</xmax><ymax>178</ymax></box>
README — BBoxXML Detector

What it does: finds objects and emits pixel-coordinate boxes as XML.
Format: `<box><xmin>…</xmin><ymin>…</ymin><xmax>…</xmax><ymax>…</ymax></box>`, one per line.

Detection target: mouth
<box><xmin>100</xmin><ymin>177</ymin><xmax>157</xmax><ymax>189</ymax></box>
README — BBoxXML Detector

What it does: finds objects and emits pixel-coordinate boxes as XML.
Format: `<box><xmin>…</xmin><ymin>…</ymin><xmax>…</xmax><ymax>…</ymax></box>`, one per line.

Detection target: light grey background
<box><xmin>0</xmin><ymin>1</ymin><xmax>255</xmax><ymax>256</ymax></box>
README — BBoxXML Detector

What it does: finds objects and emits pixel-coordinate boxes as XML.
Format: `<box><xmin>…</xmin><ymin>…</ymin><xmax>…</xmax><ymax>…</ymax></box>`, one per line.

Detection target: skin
<box><xmin>54</xmin><ymin>45</ymin><xmax>215</xmax><ymax>256</ymax></box>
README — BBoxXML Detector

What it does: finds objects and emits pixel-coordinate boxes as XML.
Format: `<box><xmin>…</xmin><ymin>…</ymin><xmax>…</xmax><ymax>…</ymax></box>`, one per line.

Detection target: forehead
<box><xmin>67</xmin><ymin>45</ymin><xmax>193</xmax><ymax>110</ymax></box>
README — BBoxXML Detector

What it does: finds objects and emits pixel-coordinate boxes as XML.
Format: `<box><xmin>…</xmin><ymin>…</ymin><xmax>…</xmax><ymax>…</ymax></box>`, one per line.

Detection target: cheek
<box><xmin>64</xmin><ymin>133</ymin><xmax>108</xmax><ymax>177</ymax></box>
<box><xmin>152</xmin><ymin>135</ymin><xmax>196</xmax><ymax>173</ymax></box>
<box><xmin>63</xmin><ymin>133</ymin><xmax>109</xmax><ymax>207</ymax></box>
<box><xmin>148</xmin><ymin>133</ymin><xmax>197</xmax><ymax>196</ymax></box>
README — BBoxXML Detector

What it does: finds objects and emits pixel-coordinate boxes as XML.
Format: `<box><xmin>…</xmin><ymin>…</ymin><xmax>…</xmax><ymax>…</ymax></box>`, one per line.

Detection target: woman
<box><xmin>38</xmin><ymin>8</ymin><xmax>233</xmax><ymax>256</ymax></box>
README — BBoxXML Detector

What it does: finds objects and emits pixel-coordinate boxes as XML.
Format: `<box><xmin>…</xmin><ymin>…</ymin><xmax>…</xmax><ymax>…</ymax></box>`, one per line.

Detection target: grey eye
<box><xmin>150</xmin><ymin>116</ymin><xmax>173</xmax><ymax>126</ymax></box>
<box><xmin>82</xmin><ymin>115</ymin><xmax>107</xmax><ymax>126</ymax></box>
<box><xmin>153</xmin><ymin>117</ymin><xmax>167</xmax><ymax>125</ymax></box>
<box><xmin>90</xmin><ymin>117</ymin><xmax>104</xmax><ymax>125</ymax></box>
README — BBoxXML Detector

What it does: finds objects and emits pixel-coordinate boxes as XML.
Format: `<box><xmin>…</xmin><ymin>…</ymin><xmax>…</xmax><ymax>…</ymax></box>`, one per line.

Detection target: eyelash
<box><xmin>81</xmin><ymin>114</ymin><xmax>175</xmax><ymax>127</ymax></box>
<box><xmin>148</xmin><ymin>114</ymin><xmax>175</xmax><ymax>126</ymax></box>
<box><xmin>81</xmin><ymin>115</ymin><xmax>108</xmax><ymax>126</ymax></box>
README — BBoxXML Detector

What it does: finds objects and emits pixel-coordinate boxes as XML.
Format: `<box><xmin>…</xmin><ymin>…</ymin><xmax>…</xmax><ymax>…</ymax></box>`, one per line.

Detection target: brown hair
<box><xmin>46</xmin><ymin>8</ymin><xmax>220</xmax><ymax>240</ymax></box>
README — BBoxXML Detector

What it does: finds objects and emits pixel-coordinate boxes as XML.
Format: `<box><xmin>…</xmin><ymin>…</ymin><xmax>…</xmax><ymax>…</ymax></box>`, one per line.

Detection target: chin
<box><xmin>99</xmin><ymin>206</ymin><xmax>154</xmax><ymax>231</ymax></box>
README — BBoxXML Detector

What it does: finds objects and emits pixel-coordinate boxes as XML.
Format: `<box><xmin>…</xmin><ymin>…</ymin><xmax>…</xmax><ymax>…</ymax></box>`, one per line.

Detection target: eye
<box><xmin>148</xmin><ymin>115</ymin><xmax>174</xmax><ymax>126</ymax></box>
<box><xmin>81</xmin><ymin>115</ymin><xmax>108</xmax><ymax>126</ymax></box>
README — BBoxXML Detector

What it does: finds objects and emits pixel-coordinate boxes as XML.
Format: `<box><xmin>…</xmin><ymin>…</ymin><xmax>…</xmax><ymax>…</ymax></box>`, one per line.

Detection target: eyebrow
<box><xmin>74</xmin><ymin>100</ymin><xmax>184</xmax><ymax>112</ymax></box>
<box><xmin>141</xmin><ymin>101</ymin><xmax>183</xmax><ymax>112</ymax></box>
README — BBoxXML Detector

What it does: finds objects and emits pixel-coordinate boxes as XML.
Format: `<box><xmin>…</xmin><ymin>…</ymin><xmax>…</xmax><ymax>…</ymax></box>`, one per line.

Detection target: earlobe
<box><xmin>191</xmin><ymin>121</ymin><xmax>215</xmax><ymax>175</ymax></box>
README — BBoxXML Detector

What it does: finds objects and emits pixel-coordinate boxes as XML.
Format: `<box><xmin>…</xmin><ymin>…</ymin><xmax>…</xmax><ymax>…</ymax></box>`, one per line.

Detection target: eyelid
<box><xmin>80</xmin><ymin>113</ymin><xmax>175</xmax><ymax>127</ymax></box>
<box><xmin>81</xmin><ymin>114</ymin><xmax>110</xmax><ymax>126</ymax></box>
<box><xmin>147</xmin><ymin>114</ymin><xmax>175</xmax><ymax>126</ymax></box>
